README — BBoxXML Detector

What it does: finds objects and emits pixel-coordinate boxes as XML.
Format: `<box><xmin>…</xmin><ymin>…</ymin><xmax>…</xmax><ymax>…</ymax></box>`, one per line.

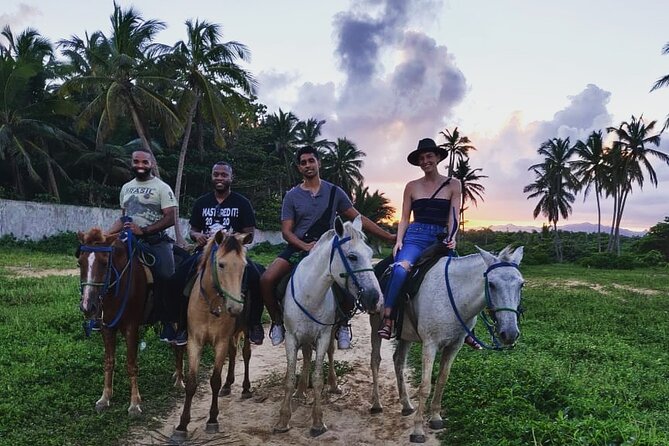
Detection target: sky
<box><xmin>3</xmin><ymin>0</ymin><xmax>669</xmax><ymax>232</ymax></box>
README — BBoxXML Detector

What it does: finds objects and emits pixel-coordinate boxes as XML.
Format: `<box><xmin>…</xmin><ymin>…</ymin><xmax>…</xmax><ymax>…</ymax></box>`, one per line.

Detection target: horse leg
<box><xmin>369</xmin><ymin>313</ymin><xmax>383</xmax><ymax>413</ymax></box>
<box><xmin>240</xmin><ymin>335</ymin><xmax>252</xmax><ymax>399</ymax></box>
<box><xmin>220</xmin><ymin>336</ymin><xmax>237</xmax><ymax>397</ymax></box>
<box><xmin>294</xmin><ymin>345</ymin><xmax>311</xmax><ymax>400</ymax></box>
<box><xmin>172</xmin><ymin>344</ymin><xmax>185</xmax><ymax>389</ymax></box>
<box><xmin>410</xmin><ymin>342</ymin><xmax>438</xmax><ymax>443</ymax></box>
<box><xmin>326</xmin><ymin>333</ymin><xmax>341</xmax><ymax>394</ymax></box>
<box><xmin>125</xmin><ymin>327</ymin><xmax>142</xmax><ymax>416</ymax></box>
<box><xmin>394</xmin><ymin>338</ymin><xmax>414</xmax><ymax>416</ymax></box>
<box><xmin>427</xmin><ymin>346</ymin><xmax>458</xmax><ymax>430</ymax></box>
<box><xmin>274</xmin><ymin>336</ymin><xmax>298</xmax><ymax>433</ymax></box>
<box><xmin>206</xmin><ymin>338</ymin><xmax>230</xmax><ymax>433</ymax></box>
<box><xmin>95</xmin><ymin>328</ymin><xmax>116</xmax><ymax>412</ymax></box>
<box><xmin>310</xmin><ymin>336</ymin><xmax>329</xmax><ymax>437</ymax></box>
<box><xmin>173</xmin><ymin>341</ymin><xmax>203</xmax><ymax>439</ymax></box>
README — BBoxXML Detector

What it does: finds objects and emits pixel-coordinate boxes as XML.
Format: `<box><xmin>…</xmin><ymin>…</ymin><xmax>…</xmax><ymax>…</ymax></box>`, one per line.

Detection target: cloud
<box><xmin>0</xmin><ymin>4</ymin><xmax>41</xmax><ymax>30</ymax></box>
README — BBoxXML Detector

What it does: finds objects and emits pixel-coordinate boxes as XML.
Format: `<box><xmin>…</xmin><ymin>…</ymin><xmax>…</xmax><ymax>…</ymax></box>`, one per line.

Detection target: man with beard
<box><xmin>185</xmin><ymin>161</ymin><xmax>265</xmax><ymax>344</ymax></box>
<box><xmin>260</xmin><ymin>146</ymin><xmax>396</xmax><ymax>348</ymax></box>
<box><xmin>104</xmin><ymin>150</ymin><xmax>177</xmax><ymax>338</ymax></box>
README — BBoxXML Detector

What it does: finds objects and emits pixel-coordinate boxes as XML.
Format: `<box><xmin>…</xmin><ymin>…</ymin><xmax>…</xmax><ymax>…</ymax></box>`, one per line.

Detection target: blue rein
<box><xmin>444</xmin><ymin>255</ymin><xmax>521</xmax><ymax>350</ymax></box>
<box><xmin>79</xmin><ymin>230</ymin><xmax>137</xmax><ymax>329</ymax></box>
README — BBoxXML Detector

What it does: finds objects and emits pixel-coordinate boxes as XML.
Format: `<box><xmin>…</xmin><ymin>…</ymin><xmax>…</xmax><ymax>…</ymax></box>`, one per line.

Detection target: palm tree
<box><xmin>439</xmin><ymin>127</ymin><xmax>476</xmax><ymax>176</ymax></box>
<box><xmin>606</xmin><ymin>115</ymin><xmax>667</xmax><ymax>253</ymax></box>
<box><xmin>650</xmin><ymin>40</ymin><xmax>669</xmax><ymax>130</ymax></box>
<box><xmin>572</xmin><ymin>130</ymin><xmax>607</xmax><ymax>252</ymax></box>
<box><xmin>452</xmin><ymin>159</ymin><xmax>487</xmax><ymax>233</ymax></box>
<box><xmin>321</xmin><ymin>137</ymin><xmax>365</xmax><ymax>196</ymax></box>
<box><xmin>351</xmin><ymin>183</ymin><xmax>395</xmax><ymax>223</ymax></box>
<box><xmin>166</xmin><ymin>19</ymin><xmax>256</xmax><ymax>245</ymax></box>
<box><xmin>295</xmin><ymin>118</ymin><xmax>332</xmax><ymax>151</ymax></box>
<box><xmin>0</xmin><ymin>26</ymin><xmax>80</xmax><ymax>199</ymax></box>
<box><xmin>523</xmin><ymin>137</ymin><xmax>578</xmax><ymax>262</ymax></box>
<box><xmin>266</xmin><ymin>109</ymin><xmax>300</xmax><ymax>187</ymax></box>
<box><xmin>59</xmin><ymin>3</ymin><xmax>182</xmax><ymax>173</ymax></box>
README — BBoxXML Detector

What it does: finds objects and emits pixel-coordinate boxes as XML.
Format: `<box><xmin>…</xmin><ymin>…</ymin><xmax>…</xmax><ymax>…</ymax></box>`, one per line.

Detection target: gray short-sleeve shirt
<box><xmin>281</xmin><ymin>180</ymin><xmax>353</xmax><ymax>240</ymax></box>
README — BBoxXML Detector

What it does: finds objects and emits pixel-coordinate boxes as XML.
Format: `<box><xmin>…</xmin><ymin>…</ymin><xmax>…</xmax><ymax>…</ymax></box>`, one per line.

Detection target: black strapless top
<box><xmin>411</xmin><ymin>179</ymin><xmax>452</xmax><ymax>227</ymax></box>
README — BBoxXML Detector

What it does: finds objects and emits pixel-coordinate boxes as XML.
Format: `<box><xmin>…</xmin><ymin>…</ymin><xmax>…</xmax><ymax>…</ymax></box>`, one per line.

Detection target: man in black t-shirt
<box><xmin>167</xmin><ymin>161</ymin><xmax>265</xmax><ymax>345</ymax></box>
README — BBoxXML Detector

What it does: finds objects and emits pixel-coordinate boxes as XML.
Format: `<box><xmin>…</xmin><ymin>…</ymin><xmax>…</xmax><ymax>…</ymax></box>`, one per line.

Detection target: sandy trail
<box><xmin>127</xmin><ymin>314</ymin><xmax>441</xmax><ymax>446</ymax></box>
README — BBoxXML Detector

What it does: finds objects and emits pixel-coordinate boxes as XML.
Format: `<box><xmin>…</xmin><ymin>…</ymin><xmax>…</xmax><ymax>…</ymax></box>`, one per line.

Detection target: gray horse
<box><xmin>389</xmin><ymin>245</ymin><xmax>525</xmax><ymax>443</ymax></box>
<box><xmin>273</xmin><ymin>216</ymin><xmax>383</xmax><ymax>436</ymax></box>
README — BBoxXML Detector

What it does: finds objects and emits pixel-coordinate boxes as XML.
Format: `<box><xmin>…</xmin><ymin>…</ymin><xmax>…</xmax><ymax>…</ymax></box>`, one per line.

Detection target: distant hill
<box><xmin>481</xmin><ymin>222</ymin><xmax>646</xmax><ymax>237</ymax></box>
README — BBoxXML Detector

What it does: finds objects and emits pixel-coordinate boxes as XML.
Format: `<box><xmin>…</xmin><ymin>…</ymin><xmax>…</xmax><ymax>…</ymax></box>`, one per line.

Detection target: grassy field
<box><xmin>0</xmin><ymin>246</ymin><xmax>667</xmax><ymax>445</ymax></box>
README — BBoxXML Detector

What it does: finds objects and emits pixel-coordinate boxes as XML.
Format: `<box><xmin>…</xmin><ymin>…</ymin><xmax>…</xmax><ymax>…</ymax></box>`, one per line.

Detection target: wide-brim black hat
<box><xmin>407</xmin><ymin>138</ymin><xmax>447</xmax><ymax>166</ymax></box>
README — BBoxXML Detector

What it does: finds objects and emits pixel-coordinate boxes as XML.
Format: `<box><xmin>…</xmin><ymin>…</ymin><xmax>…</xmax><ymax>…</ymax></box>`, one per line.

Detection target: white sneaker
<box><xmin>336</xmin><ymin>325</ymin><xmax>352</xmax><ymax>350</ymax></box>
<box><xmin>269</xmin><ymin>323</ymin><xmax>285</xmax><ymax>346</ymax></box>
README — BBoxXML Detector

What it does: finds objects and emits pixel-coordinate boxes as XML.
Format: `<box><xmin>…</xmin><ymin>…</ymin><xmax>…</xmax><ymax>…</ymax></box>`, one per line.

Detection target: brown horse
<box><xmin>77</xmin><ymin>227</ymin><xmax>150</xmax><ymax>416</ymax></box>
<box><xmin>172</xmin><ymin>230</ymin><xmax>251</xmax><ymax>441</ymax></box>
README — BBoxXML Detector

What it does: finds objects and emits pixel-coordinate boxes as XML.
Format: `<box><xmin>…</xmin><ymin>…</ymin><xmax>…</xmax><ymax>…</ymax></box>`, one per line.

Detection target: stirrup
<box><xmin>377</xmin><ymin>317</ymin><xmax>393</xmax><ymax>340</ymax></box>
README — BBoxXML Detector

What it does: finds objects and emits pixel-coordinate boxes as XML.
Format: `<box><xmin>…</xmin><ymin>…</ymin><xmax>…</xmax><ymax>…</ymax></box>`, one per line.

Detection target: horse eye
<box><xmin>347</xmin><ymin>254</ymin><xmax>358</xmax><ymax>262</ymax></box>
<box><xmin>218</xmin><ymin>262</ymin><xmax>225</xmax><ymax>269</ymax></box>
<box><xmin>489</xmin><ymin>282</ymin><xmax>496</xmax><ymax>290</ymax></box>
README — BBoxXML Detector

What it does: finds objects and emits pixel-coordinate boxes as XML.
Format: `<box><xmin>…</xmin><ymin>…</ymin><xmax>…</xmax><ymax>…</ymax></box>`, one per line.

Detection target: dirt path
<box><xmin>127</xmin><ymin>314</ymin><xmax>441</xmax><ymax>446</ymax></box>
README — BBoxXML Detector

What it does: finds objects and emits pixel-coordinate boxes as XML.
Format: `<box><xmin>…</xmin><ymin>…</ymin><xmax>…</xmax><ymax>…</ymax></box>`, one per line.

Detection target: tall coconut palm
<box><xmin>606</xmin><ymin>115</ymin><xmax>667</xmax><ymax>253</ymax></box>
<box><xmin>166</xmin><ymin>19</ymin><xmax>256</xmax><ymax>245</ymax></box>
<box><xmin>523</xmin><ymin>137</ymin><xmax>578</xmax><ymax>262</ymax></box>
<box><xmin>296</xmin><ymin>118</ymin><xmax>332</xmax><ymax>151</ymax></box>
<box><xmin>59</xmin><ymin>3</ymin><xmax>182</xmax><ymax>173</ymax></box>
<box><xmin>572</xmin><ymin>130</ymin><xmax>607</xmax><ymax>252</ymax></box>
<box><xmin>452</xmin><ymin>159</ymin><xmax>487</xmax><ymax>232</ymax></box>
<box><xmin>650</xmin><ymin>40</ymin><xmax>669</xmax><ymax>130</ymax></box>
<box><xmin>439</xmin><ymin>127</ymin><xmax>476</xmax><ymax>176</ymax></box>
<box><xmin>266</xmin><ymin>109</ymin><xmax>300</xmax><ymax>187</ymax></box>
<box><xmin>321</xmin><ymin>137</ymin><xmax>365</xmax><ymax>196</ymax></box>
<box><xmin>351</xmin><ymin>183</ymin><xmax>395</xmax><ymax>224</ymax></box>
<box><xmin>0</xmin><ymin>26</ymin><xmax>79</xmax><ymax>199</ymax></box>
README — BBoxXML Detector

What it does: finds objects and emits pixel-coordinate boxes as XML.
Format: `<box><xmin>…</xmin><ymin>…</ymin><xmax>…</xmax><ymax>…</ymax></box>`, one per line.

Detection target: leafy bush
<box><xmin>0</xmin><ymin>232</ymin><xmax>78</xmax><ymax>255</ymax></box>
<box><xmin>579</xmin><ymin>252</ymin><xmax>635</xmax><ymax>269</ymax></box>
<box><xmin>634</xmin><ymin>249</ymin><xmax>666</xmax><ymax>267</ymax></box>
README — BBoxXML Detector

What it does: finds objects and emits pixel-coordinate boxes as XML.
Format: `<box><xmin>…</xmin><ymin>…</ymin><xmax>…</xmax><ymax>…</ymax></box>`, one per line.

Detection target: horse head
<box><xmin>329</xmin><ymin>215</ymin><xmax>383</xmax><ymax>314</ymax></box>
<box><xmin>476</xmin><ymin>245</ymin><xmax>525</xmax><ymax>346</ymax></box>
<box><xmin>77</xmin><ymin>228</ymin><xmax>120</xmax><ymax>319</ymax></box>
<box><xmin>200</xmin><ymin>230</ymin><xmax>250</xmax><ymax>317</ymax></box>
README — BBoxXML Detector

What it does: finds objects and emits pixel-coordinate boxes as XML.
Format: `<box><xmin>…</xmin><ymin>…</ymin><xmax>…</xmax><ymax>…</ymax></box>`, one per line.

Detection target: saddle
<box><xmin>375</xmin><ymin>238</ymin><xmax>452</xmax><ymax>341</ymax></box>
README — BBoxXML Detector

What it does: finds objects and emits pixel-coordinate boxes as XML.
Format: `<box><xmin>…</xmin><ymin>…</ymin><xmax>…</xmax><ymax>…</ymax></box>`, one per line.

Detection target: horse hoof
<box><xmin>369</xmin><ymin>407</ymin><xmax>383</xmax><ymax>414</ymax></box>
<box><xmin>328</xmin><ymin>386</ymin><xmax>343</xmax><ymax>395</ymax></box>
<box><xmin>401</xmin><ymin>407</ymin><xmax>416</xmax><ymax>416</ymax></box>
<box><xmin>170</xmin><ymin>429</ymin><xmax>187</xmax><ymax>444</ymax></box>
<box><xmin>241</xmin><ymin>390</ymin><xmax>253</xmax><ymax>399</ymax></box>
<box><xmin>205</xmin><ymin>422</ymin><xmax>219</xmax><ymax>433</ymax></box>
<box><xmin>410</xmin><ymin>433</ymin><xmax>427</xmax><ymax>443</ymax></box>
<box><xmin>128</xmin><ymin>405</ymin><xmax>142</xmax><ymax>417</ymax></box>
<box><xmin>219</xmin><ymin>387</ymin><xmax>231</xmax><ymax>397</ymax></box>
<box><xmin>273</xmin><ymin>425</ymin><xmax>290</xmax><ymax>434</ymax></box>
<box><xmin>429</xmin><ymin>419</ymin><xmax>445</xmax><ymax>430</ymax></box>
<box><xmin>95</xmin><ymin>401</ymin><xmax>109</xmax><ymax>413</ymax></box>
<box><xmin>310</xmin><ymin>425</ymin><xmax>328</xmax><ymax>437</ymax></box>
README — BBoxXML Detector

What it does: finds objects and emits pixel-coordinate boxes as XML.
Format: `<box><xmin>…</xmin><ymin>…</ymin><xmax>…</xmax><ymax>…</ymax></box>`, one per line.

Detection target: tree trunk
<box><xmin>595</xmin><ymin>181</ymin><xmax>601</xmax><ymax>253</ymax></box>
<box><xmin>614</xmin><ymin>189</ymin><xmax>630</xmax><ymax>256</ymax></box>
<box><xmin>129</xmin><ymin>104</ymin><xmax>160</xmax><ymax>178</ymax></box>
<box><xmin>46</xmin><ymin>159</ymin><xmax>60</xmax><ymax>202</ymax></box>
<box><xmin>553</xmin><ymin>221</ymin><xmax>563</xmax><ymax>262</ymax></box>
<box><xmin>173</xmin><ymin>95</ymin><xmax>200</xmax><ymax>248</ymax></box>
<box><xmin>12</xmin><ymin>159</ymin><xmax>25</xmax><ymax>198</ymax></box>
<box><xmin>607</xmin><ymin>188</ymin><xmax>619</xmax><ymax>253</ymax></box>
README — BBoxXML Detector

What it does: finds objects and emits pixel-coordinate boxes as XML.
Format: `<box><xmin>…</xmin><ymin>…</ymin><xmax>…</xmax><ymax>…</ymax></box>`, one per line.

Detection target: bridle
<box><xmin>445</xmin><ymin>255</ymin><xmax>523</xmax><ymax>350</ymax></box>
<box><xmin>198</xmin><ymin>241</ymin><xmax>245</xmax><ymax>317</ymax></box>
<box><xmin>78</xmin><ymin>231</ymin><xmax>136</xmax><ymax>329</ymax></box>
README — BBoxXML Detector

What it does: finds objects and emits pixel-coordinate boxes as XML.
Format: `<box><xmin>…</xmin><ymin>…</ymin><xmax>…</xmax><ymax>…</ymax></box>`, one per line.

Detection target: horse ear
<box><xmin>236</xmin><ymin>232</ymin><xmax>253</xmax><ymax>245</ymax></box>
<box><xmin>509</xmin><ymin>246</ymin><xmax>524</xmax><ymax>265</ymax></box>
<box><xmin>352</xmin><ymin>214</ymin><xmax>363</xmax><ymax>232</ymax></box>
<box><xmin>214</xmin><ymin>230</ymin><xmax>225</xmax><ymax>245</ymax></box>
<box><xmin>475</xmin><ymin>245</ymin><xmax>497</xmax><ymax>267</ymax></box>
<box><xmin>334</xmin><ymin>216</ymin><xmax>345</xmax><ymax>237</ymax></box>
<box><xmin>104</xmin><ymin>233</ymin><xmax>119</xmax><ymax>245</ymax></box>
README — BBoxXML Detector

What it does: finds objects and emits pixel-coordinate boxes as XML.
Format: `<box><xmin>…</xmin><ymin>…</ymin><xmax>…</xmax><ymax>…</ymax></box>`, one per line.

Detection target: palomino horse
<box><xmin>77</xmin><ymin>227</ymin><xmax>149</xmax><ymax>416</ymax></box>
<box><xmin>274</xmin><ymin>216</ymin><xmax>383</xmax><ymax>437</ymax></box>
<box><xmin>172</xmin><ymin>230</ymin><xmax>251</xmax><ymax>441</ymax></box>
<box><xmin>392</xmin><ymin>245</ymin><xmax>525</xmax><ymax>443</ymax></box>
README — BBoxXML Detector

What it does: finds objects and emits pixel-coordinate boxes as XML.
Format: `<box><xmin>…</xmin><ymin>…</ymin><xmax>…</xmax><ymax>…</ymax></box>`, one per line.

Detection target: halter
<box><xmin>290</xmin><ymin>233</ymin><xmax>375</xmax><ymax>326</ymax></box>
<box><xmin>198</xmin><ymin>241</ymin><xmax>245</xmax><ymax>317</ymax></box>
<box><xmin>444</xmin><ymin>255</ymin><xmax>522</xmax><ymax>350</ymax></box>
<box><xmin>78</xmin><ymin>230</ymin><xmax>137</xmax><ymax>329</ymax></box>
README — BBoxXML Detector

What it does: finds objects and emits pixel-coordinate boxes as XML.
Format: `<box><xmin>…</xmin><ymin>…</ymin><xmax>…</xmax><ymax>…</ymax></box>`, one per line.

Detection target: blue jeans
<box><xmin>384</xmin><ymin>222</ymin><xmax>445</xmax><ymax>311</ymax></box>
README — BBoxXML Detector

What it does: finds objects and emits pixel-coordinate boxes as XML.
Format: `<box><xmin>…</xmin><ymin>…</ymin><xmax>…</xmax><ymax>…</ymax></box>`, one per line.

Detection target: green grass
<box><xmin>406</xmin><ymin>263</ymin><xmax>669</xmax><ymax>445</ymax></box>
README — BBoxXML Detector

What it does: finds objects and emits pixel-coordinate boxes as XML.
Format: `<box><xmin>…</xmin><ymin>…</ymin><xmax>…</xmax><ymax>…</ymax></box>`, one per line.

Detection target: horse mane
<box><xmin>83</xmin><ymin>227</ymin><xmax>105</xmax><ymax>244</ymax></box>
<box><xmin>198</xmin><ymin>233</ymin><xmax>244</xmax><ymax>273</ymax></box>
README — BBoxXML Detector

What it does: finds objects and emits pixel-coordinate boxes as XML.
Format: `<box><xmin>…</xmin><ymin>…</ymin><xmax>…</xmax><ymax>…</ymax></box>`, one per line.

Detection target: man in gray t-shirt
<box><xmin>259</xmin><ymin>146</ymin><xmax>396</xmax><ymax>348</ymax></box>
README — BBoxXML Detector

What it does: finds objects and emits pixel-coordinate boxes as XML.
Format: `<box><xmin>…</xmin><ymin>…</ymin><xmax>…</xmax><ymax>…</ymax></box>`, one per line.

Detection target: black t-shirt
<box><xmin>189</xmin><ymin>191</ymin><xmax>256</xmax><ymax>236</ymax></box>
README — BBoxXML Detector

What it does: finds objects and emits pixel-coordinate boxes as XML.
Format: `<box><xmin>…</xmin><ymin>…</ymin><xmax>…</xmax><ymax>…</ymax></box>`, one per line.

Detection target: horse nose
<box><xmin>499</xmin><ymin>328</ymin><xmax>519</xmax><ymax>345</ymax></box>
<box><xmin>364</xmin><ymin>289</ymin><xmax>381</xmax><ymax>313</ymax></box>
<box><xmin>227</xmin><ymin>304</ymin><xmax>243</xmax><ymax>316</ymax></box>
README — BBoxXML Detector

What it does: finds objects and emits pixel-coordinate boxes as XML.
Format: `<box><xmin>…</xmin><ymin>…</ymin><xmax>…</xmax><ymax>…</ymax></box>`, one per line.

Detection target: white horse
<box><xmin>390</xmin><ymin>245</ymin><xmax>525</xmax><ymax>443</ymax></box>
<box><xmin>274</xmin><ymin>215</ymin><xmax>383</xmax><ymax>437</ymax></box>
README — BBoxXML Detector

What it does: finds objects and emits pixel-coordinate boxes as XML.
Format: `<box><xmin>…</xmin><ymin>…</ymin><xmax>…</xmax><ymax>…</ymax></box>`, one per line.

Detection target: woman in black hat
<box><xmin>378</xmin><ymin>138</ymin><xmax>469</xmax><ymax>342</ymax></box>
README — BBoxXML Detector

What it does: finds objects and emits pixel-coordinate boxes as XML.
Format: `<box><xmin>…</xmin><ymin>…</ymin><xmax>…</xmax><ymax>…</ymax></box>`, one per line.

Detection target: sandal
<box><xmin>465</xmin><ymin>335</ymin><xmax>482</xmax><ymax>350</ymax></box>
<box><xmin>377</xmin><ymin>317</ymin><xmax>393</xmax><ymax>340</ymax></box>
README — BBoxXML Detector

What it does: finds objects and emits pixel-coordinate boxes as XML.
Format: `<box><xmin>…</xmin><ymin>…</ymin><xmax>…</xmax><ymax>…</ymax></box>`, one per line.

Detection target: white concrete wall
<box><xmin>0</xmin><ymin>198</ymin><xmax>283</xmax><ymax>247</ymax></box>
